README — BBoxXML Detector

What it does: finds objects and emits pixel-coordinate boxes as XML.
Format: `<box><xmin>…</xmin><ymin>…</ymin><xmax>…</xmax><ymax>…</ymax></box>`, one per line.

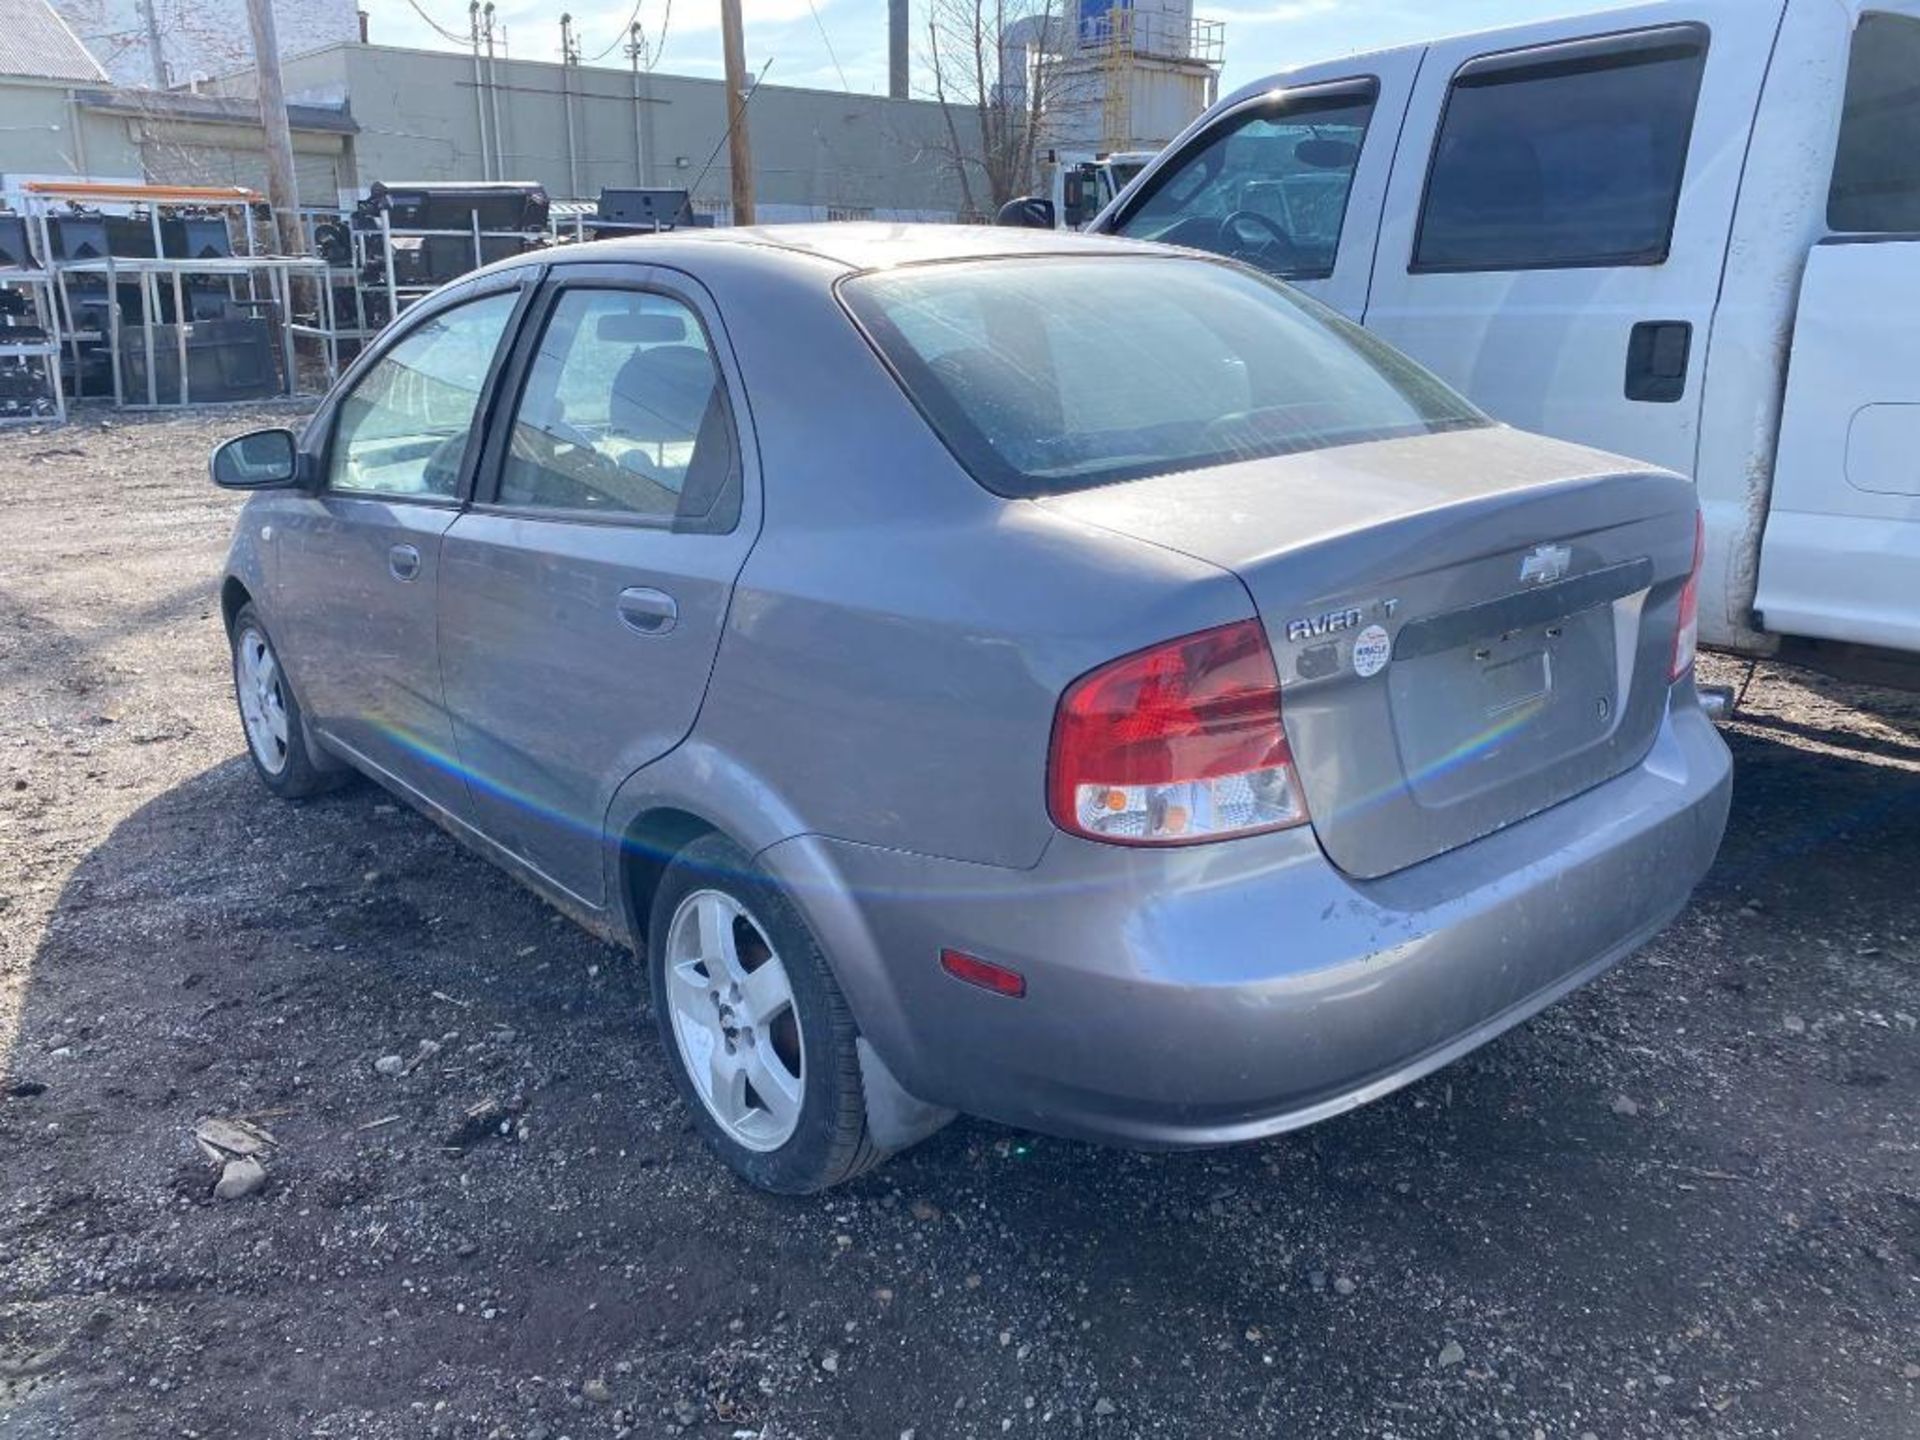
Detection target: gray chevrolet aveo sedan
<box><xmin>212</xmin><ymin>225</ymin><xmax>1732</xmax><ymax>1192</ymax></box>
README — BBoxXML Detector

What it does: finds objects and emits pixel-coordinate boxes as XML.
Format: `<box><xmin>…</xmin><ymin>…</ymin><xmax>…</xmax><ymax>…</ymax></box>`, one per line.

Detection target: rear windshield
<box><xmin>840</xmin><ymin>255</ymin><xmax>1487</xmax><ymax>498</ymax></box>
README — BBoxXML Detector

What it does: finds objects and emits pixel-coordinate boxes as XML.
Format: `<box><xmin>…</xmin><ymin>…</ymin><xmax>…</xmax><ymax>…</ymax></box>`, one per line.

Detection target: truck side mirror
<box><xmin>995</xmin><ymin>197</ymin><xmax>1055</xmax><ymax>229</ymax></box>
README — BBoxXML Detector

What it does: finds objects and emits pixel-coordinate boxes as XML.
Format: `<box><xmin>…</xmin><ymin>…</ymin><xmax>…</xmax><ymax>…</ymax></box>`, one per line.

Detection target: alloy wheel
<box><xmin>663</xmin><ymin>888</ymin><xmax>806</xmax><ymax>1151</ymax></box>
<box><xmin>236</xmin><ymin>627</ymin><xmax>290</xmax><ymax>775</ymax></box>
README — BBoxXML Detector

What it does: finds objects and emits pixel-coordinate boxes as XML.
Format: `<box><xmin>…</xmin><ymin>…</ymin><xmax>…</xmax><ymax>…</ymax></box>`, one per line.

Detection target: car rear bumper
<box><xmin>759</xmin><ymin>693</ymin><xmax>1732</xmax><ymax>1148</ymax></box>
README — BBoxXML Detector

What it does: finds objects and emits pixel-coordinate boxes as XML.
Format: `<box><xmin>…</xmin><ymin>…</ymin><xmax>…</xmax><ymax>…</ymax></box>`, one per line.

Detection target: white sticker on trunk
<box><xmin>1352</xmin><ymin>625</ymin><xmax>1392</xmax><ymax>678</ymax></box>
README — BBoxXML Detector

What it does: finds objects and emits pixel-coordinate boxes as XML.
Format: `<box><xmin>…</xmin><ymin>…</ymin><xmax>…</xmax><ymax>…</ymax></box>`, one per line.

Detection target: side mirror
<box><xmin>994</xmin><ymin>196</ymin><xmax>1056</xmax><ymax>229</ymax></box>
<box><xmin>211</xmin><ymin>428</ymin><xmax>301</xmax><ymax>489</ymax></box>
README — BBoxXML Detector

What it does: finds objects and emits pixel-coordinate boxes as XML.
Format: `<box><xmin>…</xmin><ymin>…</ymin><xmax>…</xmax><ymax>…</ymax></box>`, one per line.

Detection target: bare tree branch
<box><xmin>919</xmin><ymin>0</ymin><xmax>1077</xmax><ymax>215</ymax></box>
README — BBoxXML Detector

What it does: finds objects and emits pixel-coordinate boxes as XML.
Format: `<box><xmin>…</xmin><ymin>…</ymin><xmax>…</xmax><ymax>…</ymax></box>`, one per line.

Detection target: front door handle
<box><xmin>617</xmin><ymin>586</ymin><xmax>678</xmax><ymax>635</ymax></box>
<box><xmin>388</xmin><ymin>543</ymin><xmax>422</xmax><ymax>582</ymax></box>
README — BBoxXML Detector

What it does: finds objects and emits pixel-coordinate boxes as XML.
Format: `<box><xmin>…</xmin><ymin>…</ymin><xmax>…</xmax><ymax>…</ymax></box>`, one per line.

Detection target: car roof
<box><xmin>528</xmin><ymin>222</ymin><xmax>1169</xmax><ymax>276</ymax></box>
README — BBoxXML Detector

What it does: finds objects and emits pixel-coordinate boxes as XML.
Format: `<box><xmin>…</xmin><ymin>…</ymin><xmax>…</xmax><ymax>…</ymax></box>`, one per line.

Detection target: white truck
<box><xmin>1085</xmin><ymin>0</ymin><xmax>1920</xmax><ymax>684</ymax></box>
<box><xmin>1030</xmin><ymin>151</ymin><xmax>1158</xmax><ymax>230</ymax></box>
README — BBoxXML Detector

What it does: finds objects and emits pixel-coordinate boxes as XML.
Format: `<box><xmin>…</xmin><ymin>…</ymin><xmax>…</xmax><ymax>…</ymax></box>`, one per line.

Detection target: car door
<box><xmin>1361</xmin><ymin>3</ymin><xmax>1788</xmax><ymax>477</ymax></box>
<box><xmin>1096</xmin><ymin>50</ymin><xmax>1424</xmax><ymax>319</ymax></box>
<box><xmin>436</xmin><ymin>263</ymin><xmax>759</xmax><ymax>907</ymax></box>
<box><xmin>1755</xmin><ymin>6</ymin><xmax>1920</xmax><ymax>655</ymax></box>
<box><xmin>270</xmin><ymin>276</ymin><xmax>530</xmax><ymax>820</ymax></box>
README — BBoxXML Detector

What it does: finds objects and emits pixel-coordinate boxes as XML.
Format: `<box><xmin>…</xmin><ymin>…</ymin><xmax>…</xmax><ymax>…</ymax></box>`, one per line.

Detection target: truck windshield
<box><xmin>840</xmin><ymin>255</ymin><xmax>1488</xmax><ymax>498</ymax></box>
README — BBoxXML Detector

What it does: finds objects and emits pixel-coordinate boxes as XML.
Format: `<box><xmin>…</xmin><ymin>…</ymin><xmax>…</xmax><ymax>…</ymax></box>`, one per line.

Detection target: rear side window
<box><xmin>1414</xmin><ymin>26</ymin><xmax>1708</xmax><ymax>273</ymax></box>
<box><xmin>1829</xmin><ymin>12</ymin><xmax>1920</xmax><ymax>233</ymax></box>
<box><xmin>841</xmin><ymin>255</ymin><xmax>1487</xmax><ymax>498</ymax></box>
<box><xmin>496</xmin><ymin>287</ymin><xmax>738</xmax><ymax>526</ymax></box>
<box><xmin>1114</xmin><ymin>85</ymin><xmax>1376</xmax><ymax>280</ymax></box>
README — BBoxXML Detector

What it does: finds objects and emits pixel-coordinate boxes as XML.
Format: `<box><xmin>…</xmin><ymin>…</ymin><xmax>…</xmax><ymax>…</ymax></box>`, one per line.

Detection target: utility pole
<box><xmin>719</xmin><ymin>0</ymin><xmax>755</xmax><ymax>225</ymax></box>
<box><xmin>626</xmin><ymin>21</ymin><xmax>649</xmax><ymax>188</ymax></box>
<box><xmin>559</xmin><ymin>13</ymin><xmax>580</xmax><ymax>201</ymax></box>
<box><xmin>482</xmin><ymin>4</ymin><xmax>505</xmax><ymax>181</ymax></box>
<box><xmin>137</xmin><ymin>0</ymin><xmax>168</xmax><ymax>87</ymax></box>
<box><xmin>470</xmin><ymin>1</ymin><xmax>492</xmax><ymax>180</ymax></box>
<box><xmin>243</xmin><ymin>0</ymin><xmax>305</xmax><ymax>254</ymax></box>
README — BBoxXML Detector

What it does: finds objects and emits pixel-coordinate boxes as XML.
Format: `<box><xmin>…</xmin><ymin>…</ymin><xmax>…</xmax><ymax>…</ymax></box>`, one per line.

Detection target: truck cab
<box><xmin>1089</xmin><ymin>0</ymin><xmax>1920</xmax><ymax>678</ymax></box>
<box><xmin>1044</xmin><ymin>151</ymin><xmax>1159</xmax><ymax>230</ymax></box>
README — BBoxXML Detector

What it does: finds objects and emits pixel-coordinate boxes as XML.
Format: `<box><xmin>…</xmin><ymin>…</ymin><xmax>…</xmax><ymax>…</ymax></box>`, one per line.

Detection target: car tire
<box><xmin>648</xmin><ymin>833</ymin><xmax>884</xmax><ymax>1193</ymax></box>
<box><xmin>230</xmin><ymin>603</ymin><xmax>341</xmax><ymax>800</ymax></box>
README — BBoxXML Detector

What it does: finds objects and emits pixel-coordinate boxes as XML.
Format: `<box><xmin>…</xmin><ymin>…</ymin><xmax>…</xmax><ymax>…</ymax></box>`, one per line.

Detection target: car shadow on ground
<box><xmin>2</xmin><ymin>720</ymin><xmax>1916</xmax><ymax>1438</ymax></box>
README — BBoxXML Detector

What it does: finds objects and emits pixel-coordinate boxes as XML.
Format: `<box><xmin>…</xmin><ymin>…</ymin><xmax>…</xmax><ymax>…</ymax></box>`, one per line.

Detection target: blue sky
<box><xmin>374</xmin><ymin>0</ymin><xmax>1612</xmax><ymax>94</ymax></box>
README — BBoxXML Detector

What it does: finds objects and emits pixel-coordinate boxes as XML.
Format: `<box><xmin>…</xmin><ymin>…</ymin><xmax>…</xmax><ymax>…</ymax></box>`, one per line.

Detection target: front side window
<box><xmin>1829</xmin><ymin>12</ymin><xmax>1920</xmax><ymax>233</ymax></box>
<box><xmin>496</xmin><ymin>288</ymin><xmax>736</xmax><ymax>524</ymax></box>
<box><xmin>1414</xmin><ymin>27</ymin><xmax>1707</xmax><ymax>272</ymax></box>
<box><xmin>842</xmin><ymin>256</ymin><xmax>1487</xmax><ymax>498</ymax></box>
<box><xmin>1114</xmin><ymin>86</ymin><xmax>1376</xmax><ymax>280</ymax></box>
<box><xmin>327</xmin><ymin>291</ymin><xmax>517</xmax><ymax>498</ymax></box>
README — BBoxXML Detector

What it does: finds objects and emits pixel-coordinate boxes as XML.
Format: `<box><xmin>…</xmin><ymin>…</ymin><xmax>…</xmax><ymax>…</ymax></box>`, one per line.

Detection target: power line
<box><xmin>649</xmin><ymin>0</ymin><xmax>673</xmax><ymax>70</ymax></box>
<box><xmin>688</xmin><ymin>55</ymin><xmax>772</xmax><ymax>209</ymax></box>
<box><xmin>401</xmin><ymin>0</ymin><xmax>468</xmax><ymax>45</ymax></box>
<box><xmin>584</xmin><ymin>0</ymin><xmax>646</xmax><ymax>64</ymax></box>
<box><xmin>803</xmin><ymin>0</ymin><xmax>850</xmax><ymax>93</ymax></box>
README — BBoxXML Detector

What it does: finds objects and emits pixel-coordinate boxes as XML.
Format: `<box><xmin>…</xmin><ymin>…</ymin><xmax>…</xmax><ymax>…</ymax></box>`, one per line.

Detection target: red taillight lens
<box><xmin>1670</xmin><ymin>511</ymin><xmax>1704</xmax><ymax>681</ymax></box>
<box><xmin>1047</xmin><ymin>619</ymin><xmax>1308</xmax><ymax>846</ymax></box>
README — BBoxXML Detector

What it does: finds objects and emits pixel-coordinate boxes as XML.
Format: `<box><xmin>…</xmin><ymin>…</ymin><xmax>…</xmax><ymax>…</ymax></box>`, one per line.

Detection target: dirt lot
<box><xmin>1</xmin><ymin>407</ymin><xmax>1916</xmax><ymax>1440</ymax></box>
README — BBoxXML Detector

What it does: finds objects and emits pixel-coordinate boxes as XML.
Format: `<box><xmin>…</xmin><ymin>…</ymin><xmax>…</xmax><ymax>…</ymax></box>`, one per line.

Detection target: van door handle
<box><xmin>388</xmin><ymin>543</ymin><xmax>421</xmax><ymax>581</ymax></box>
<box><xmin>1625</xmin><ymin>321</ymin><xmax>1692</xmax><ymax>403</ymax></box>
<box><xmin>617</xmin><ymin>586</ymin><xmax>678</xmax><ymax>635</ymax></box>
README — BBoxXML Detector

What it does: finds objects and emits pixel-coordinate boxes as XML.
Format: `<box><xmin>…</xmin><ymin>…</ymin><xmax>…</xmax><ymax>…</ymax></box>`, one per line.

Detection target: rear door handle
<box><xmin>388</xmin><ymin>543</ymin><xmax>421</xmax><ymax>582</ymax></box>
<box><xmin>1625</xmin><ymin>321</ymin><xmax>1692</xmax><ymax>403</ymax></box>
<box><xmin>617</xmin><ymin>586</ymin><xmax>678</xmax><ymax>635</ymax></box>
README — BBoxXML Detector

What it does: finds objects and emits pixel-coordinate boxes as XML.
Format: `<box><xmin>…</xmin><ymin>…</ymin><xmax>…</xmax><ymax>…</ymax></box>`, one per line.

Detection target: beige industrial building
<box><xmin>203</xmin><ymin>39</ymin><xmax>975</xmax><ymax>221</ymax></box>
<box><xmin>0</xmin><ymin>0</ymin><xmax>978</xmax><ymax>222</ymax></box>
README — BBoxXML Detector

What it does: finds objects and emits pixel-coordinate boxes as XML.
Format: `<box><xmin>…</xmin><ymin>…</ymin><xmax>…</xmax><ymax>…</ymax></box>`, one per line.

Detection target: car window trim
<box><xmin>1107</xmin><ymin>75</ymin><xmax>1382</xmax><ymax>281</ymax></box>
<box><xmin>1407</xmin><ymin>21</ymin><xmax>1711</xmax><ymax>276</ymax></box>
<box><xmin>467</xmin><ymin>267</ymin><xmax>745</xmax><ymax>535</ymax></box>
<box><xmin>313</xmin><ymin>269</ymin><xmax>542</xmax><ymax>508</ymax></box>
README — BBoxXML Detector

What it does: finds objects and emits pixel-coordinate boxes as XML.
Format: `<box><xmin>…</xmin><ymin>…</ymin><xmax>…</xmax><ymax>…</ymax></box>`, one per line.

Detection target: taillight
<box><xmin>1670</xmin><ymin>511</ymin><xmax>1704</xmax><ymax>681</ymax></box>
<box><xmin>1048</xmin><ymin>619</ymin><xmax>1308</xmax><ymax>845</ymax></box>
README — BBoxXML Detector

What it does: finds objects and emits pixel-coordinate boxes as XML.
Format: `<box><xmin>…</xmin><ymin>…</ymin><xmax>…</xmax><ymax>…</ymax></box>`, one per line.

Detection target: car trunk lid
<box><xmin>1039</xmin><ymin>427</ymin><xmax>1699</xmax><ymax>878</ymax></box>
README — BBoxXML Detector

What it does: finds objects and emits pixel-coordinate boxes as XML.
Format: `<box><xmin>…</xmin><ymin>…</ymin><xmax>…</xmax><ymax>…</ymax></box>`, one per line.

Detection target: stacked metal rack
<box><xmin>18</xmin><ymin>181</ymin><xmax>343</xmax><ymax>411</ymax></box>
<box><xmin>284</xmin><ymin>184</ymin><xmax>698</xmax><ymax>369</ymax></box>
<box><xmin>350</xmin><ymin>182</ymin><xmax>553</xmax><ymax>328</ymax></box>
<box><xmin>0</xmin><ymin>214</ymin><xmax>65</xmax><ymax>426</ymax></box>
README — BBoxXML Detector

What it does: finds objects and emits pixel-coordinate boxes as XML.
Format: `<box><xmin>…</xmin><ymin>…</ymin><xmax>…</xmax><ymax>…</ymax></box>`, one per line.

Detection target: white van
<box><xmin>1088</xmin><ymin>0</ymin><xmax>1920</xmax><ymax>681</ymax></box>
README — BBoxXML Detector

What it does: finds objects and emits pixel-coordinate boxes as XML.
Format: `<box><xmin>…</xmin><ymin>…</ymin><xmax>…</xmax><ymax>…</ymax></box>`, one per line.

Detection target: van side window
<box><xmin>1413</xmin><ymin>27</ymin><xmax>1708</xmax><ymax>273</ymax></box>
<box><xmin>1113</xmin><ymin>85</ymin><xmax>1377</xmax><ymax>281</ymax></box>
<box><xmin>1829</xmin><ymin>12</ymin><xmax>1920</xmax><ymax>233</ymax></box>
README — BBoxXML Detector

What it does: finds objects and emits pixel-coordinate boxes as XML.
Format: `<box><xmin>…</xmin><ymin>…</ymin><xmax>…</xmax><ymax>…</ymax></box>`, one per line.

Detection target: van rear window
<box><xmin>1829</xmin><ymin>12</ymin><xmax>1920</xmax><ymax>233</ymax></box>
<box><xmin>840</xmin><ymin>255</ymin><xmax>1487</xmax><ymax>499</ymax></box>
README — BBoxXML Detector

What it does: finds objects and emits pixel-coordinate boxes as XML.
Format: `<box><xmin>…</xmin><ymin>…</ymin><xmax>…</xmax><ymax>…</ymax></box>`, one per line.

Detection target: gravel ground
<box><xmin>2</xmin><ymin>406</ymin><xmax>1917</xmax><ymax>1440</ymax></box>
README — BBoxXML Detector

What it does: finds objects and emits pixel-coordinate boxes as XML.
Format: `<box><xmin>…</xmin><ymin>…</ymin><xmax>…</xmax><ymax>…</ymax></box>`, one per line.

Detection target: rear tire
<box><xmin>648</xmin><ymin>834</ymin><xmax>884</xmax><ymax>1193</ymax></box>
<box><xmin>230</xmin><ymin>604</ymin><xmax>340</xmax><ymax>800</ymax></box>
